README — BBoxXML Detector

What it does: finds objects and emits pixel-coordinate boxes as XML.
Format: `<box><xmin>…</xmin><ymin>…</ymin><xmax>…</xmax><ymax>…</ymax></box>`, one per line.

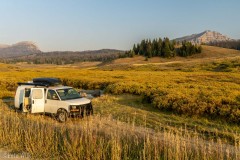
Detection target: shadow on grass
<box><xmin>115</xmin><ymin>94</ymin><xmax>174</xmax><ymax>116</ymax></box>
<box><xmin>2</xmin><ymin>96</ymin><xmax>15</xmax><ymax>110</ymax></box>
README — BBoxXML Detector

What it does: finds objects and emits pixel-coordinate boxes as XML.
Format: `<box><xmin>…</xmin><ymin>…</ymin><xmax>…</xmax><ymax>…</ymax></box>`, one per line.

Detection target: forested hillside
<box><xmin>208</xmin><ymin>40</ymin><xmax>240</xmax><ymax>50</ymax></box>
<box><xmin>0</xmin><ymin>49</ymin><xmax>124</xmax><ymax>64</ymax></box>
<box><xmin>125</xmin><ymin>37</ymin><xmax>202</xmax><ymax>58</ymax></box>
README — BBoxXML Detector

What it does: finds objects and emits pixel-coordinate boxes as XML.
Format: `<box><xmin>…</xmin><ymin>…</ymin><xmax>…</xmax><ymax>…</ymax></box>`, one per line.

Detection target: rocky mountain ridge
<box><xmin>0</xmin><ymin>41</ymin><xmax>41</xmax><ymax>58</ymax></box>
<box><xmin>175</xmin><ymin>30</ymin><xmax>233</xmax><ymax>44</ymax></box>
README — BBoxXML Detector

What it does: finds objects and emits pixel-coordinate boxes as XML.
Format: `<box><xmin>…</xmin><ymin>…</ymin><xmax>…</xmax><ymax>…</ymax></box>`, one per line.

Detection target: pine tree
<box><xmin>136</xmin><ymin>44</ymin><xmax>140</xmax><ymax>55</ymax></box>
<box><xmin>139</xmin><ymin>40</ymin><xmax>146</xmax><ymax>55</ymax></box>
<box><xmin>133</xmin><ymin>44</ymin><xmax>137</xmax><ymax>54</ymax></box>
<box><xmin>152</xmin><ymin>39</ymin><xmax>158</xmax><ymax>57</ymax></box>
<box><xmin>146</xmin><ymin>39</ymin><xmax>152</xmax><ymax>58</ymax></box>
<box><xmin>157</xmin><ymin>38</ymin><xmax>162</xmax><ymax>56</ymax></box>
<box><xmin>161</xmin><ymin>38</ymin><xmax>171</xmax><ymax>57</ymax></box>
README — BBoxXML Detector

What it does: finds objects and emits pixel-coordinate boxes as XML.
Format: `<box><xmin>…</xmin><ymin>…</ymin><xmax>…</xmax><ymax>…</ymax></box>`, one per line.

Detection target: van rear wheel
<box><xmin>19</xmin><ymin>104</ymin><xmax>23</xmax><ymax>113</ymax></box>
<box><xmin>57</xmin><ymin>109</ymin><xmax>68</xmax><ymax>123</ymax></box>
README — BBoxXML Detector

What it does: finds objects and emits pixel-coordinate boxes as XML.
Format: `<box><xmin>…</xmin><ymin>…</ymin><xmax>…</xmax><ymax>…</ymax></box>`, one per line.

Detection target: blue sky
<box><xmin>0</xmin><ymin>0</ymin><xmax>239</xmax><ymax>51</ymax></box>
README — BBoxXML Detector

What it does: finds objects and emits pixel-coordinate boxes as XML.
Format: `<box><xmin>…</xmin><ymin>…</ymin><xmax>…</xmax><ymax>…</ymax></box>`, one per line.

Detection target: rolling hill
<box><xmin>0</xmin><ymin>41</ymin><xmax>125</xmax><ymax>64</ymax></box>
<box><xmin>98</xmin><ymin>45</ymin><xmax>240</xmax><ymax>71</ymax></box>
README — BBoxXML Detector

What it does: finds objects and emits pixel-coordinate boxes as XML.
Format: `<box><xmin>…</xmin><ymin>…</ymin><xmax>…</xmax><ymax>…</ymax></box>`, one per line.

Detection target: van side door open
<box><xmin>31</xmin><ymin>88</ymin><xmax>45</xmax><ymax>113</ymax></box>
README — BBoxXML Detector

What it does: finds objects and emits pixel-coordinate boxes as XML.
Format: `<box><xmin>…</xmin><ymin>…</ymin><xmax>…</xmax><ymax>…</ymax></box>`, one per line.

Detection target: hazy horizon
<box><xmin>0</xmin><ymin>0</ymin><xmax>239</xmax><ymax>52</ymax></box>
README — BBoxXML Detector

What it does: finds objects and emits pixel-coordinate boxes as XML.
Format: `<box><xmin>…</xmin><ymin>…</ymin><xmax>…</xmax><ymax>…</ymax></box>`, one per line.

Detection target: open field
<box><xmin>0</xmin><ymin>60</ymin><xmax>239</xmax><ymax>123</ymax></box>
<box><xmin>0</xmin><ymin>45</ymin><xmax>240</xmax><ymax>159</ymax></box>
<box><xmin>1</xmin><ymin>96</ymin><xmax>239</xmax><ymax>159</ymax></box>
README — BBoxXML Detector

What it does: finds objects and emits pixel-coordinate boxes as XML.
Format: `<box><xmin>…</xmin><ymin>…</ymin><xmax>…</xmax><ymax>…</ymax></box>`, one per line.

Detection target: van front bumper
<box><xmin>69</xmin><ymin>103</ymin><xmax>93</xmax><ymax>117</ymax></box>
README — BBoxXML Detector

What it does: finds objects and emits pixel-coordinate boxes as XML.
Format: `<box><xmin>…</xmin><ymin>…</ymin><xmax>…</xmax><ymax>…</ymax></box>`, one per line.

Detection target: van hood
<box><xmin>64</xmin><ymin>98</ymin><xmax>91</xmax><ymax>105</ymax></box>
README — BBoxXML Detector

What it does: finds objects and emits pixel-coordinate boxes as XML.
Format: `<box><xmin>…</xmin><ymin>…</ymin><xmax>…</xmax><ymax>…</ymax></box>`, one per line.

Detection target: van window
<box><xmin>47</xmin><ymin>90</ymin><xmax>59</xmax><ymax>100</ymax></box>
<box><xmin>25</xmin><ymin>88</ymin><xmax>31</xmax><ymax>97</ymax></box>
<box><xmin>57</xmin><ymin>88</ymin><xmax>80</xmax><ymax>100</ymax></box>
<box><xmin>32</xmin><ymin>89</ymin><xmax>43</xmax><ymax>99</ymax></box>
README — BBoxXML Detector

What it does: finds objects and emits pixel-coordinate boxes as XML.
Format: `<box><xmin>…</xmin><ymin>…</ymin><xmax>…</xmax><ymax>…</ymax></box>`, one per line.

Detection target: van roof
<box><xmin>17</xmin><ymin>84</ymin><xmax>72</xmax><ymax>90</ymax></box>
<box><xmin>33</xmin><ymin>78</ymin><xmax>62</xmax><ymax>86</ymax></box>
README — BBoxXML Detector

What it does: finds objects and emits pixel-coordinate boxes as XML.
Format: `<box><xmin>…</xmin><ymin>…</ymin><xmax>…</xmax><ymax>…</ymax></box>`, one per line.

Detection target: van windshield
<box><xmin>56</xmin><ymin>88</ymin><xmax>81</xmax><ymax>100</ymax></box>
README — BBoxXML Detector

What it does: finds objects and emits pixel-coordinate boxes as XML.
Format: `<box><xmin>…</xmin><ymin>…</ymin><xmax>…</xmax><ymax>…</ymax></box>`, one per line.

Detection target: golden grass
<box><xmin>92</xmin><ymin>95</ymin><xmax>240</xmax><ymax>143</ymax></box>
<box><xmin>0</xmin><ymin>100</ymin><xmax>239</xmax><ymax>159</ymax></box>
<box><xmin>0</xmin><ymin>60</ymin><xmax>239</xmax><ymax>123</ymax></box>
<box><xmin>0</xmin><ymin>48</ymin><xmax>239</xmax><ymax>158</ymax></box>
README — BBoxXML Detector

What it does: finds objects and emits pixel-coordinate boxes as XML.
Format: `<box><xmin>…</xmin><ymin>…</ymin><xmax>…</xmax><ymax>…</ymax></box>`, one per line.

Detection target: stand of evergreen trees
<box><xmin>177</xmin><ymin>41</ymin><xmax>202</xmax><ymax>57</ymax></box>
<box><xmin>125</xmin><ymin>37</ymin><xmax>202</xmax><ymax>58</ymax></box>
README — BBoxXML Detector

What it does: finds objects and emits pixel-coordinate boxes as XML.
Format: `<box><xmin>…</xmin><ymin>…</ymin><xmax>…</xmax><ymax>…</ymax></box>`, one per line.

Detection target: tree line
<box><xmin>177</xmin><ymin>41</ymin><xmax>202</xmax><ymax>57</ymax></box>
<box><xmin>124</xmin><ymin>38</ymin><xmax>202</xmax><ymax>58</ymax></box>
<box><xmin>208</xmin><ymin>40</ymin><xmax>240</xmax><ymax>50</ymax></box>
<box><xmin>0</xmin><ymin>50</ymin><xmax>125</xmax><ymax>65</ymax></box>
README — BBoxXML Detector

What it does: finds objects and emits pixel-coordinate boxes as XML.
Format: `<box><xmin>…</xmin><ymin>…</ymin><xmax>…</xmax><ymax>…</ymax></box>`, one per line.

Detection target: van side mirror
<box><xmin>53</xmin><ymin>95</ymin><xmax>59</xmax><ymax>100</ymax></box>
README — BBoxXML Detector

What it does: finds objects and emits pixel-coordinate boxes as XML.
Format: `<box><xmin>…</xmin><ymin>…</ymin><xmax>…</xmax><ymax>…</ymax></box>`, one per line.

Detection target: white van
<box><xmin>14</xmin><ymin>78</ymin><xmax>93</xmax><ymax>122</ymax></box>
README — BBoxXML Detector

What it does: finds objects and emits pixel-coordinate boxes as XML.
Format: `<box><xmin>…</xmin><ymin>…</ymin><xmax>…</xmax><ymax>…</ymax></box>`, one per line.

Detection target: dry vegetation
<box><xmin>0</xmin><ymin>97</ymin><xmax>239</xmax><ymax>159</ymax></box>
<box><xmin>2</xmin><ymin>61</ymin><xmax>240</xmax><ymax>123</ymax></box>
<box><xmin>0</xmin><ymin>45</ymin><xmax>240</xmax><ymax>159</ymax></box>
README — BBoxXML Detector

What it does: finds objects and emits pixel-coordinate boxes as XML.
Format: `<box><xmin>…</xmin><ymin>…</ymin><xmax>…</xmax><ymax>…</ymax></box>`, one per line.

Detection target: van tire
<box><xmin>57</xmin><ymin>109</ymin><xmax>68</xmax><ymax>123</ymax></box>
<box><xmin>19</xmin><ymin>104</ymin><xmax>23</xmax><ymax>112</ymax></box>
<box><xmin>86</xmin><ymin>108</ymin><xmax>93</xmax><ymax>116</ymax></box>
<box><xmin>86</xmin><ymin>103</ymin><xmax>93</xmax><ymax>116</ymax></box>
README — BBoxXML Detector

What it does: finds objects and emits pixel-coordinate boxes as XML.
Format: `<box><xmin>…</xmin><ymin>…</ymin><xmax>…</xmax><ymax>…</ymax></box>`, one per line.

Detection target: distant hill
<box><xmin>0</xmin><ymin>41</ymin><xmax>125</xmax><ymax>64</ymax></box>
<box><xmin>175</xmin><ymin>30</ymin><xmax>233</xmax><ymax>44</ymax></box>
<box><xmin>0</xmin><ymin>46</ymin><xmax>124</xmax><ymax>64</ymax></box>
<box><xmin>0</xmin><ymin>44</ymin><xmax>10</xmax><ymax>49</ymax></box>
<box><xmin>0</xmin><ymin>41</ymin><xmax>41</xmax><ymax>58</ymax></box>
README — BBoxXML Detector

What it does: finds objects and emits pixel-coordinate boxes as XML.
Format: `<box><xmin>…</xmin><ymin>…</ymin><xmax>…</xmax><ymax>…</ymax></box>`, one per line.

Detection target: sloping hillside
<box><xmin>110</xmin><ymin>45</ymin><xmax>240</xmax><ymax>66</ymax></box>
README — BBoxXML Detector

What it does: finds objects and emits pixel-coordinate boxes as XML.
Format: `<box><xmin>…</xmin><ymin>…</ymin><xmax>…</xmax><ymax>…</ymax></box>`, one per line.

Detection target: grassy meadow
<box><xmin>0</xmin><ymin>95</ymin><xmax>240</xmax><ymax>159</ymax></box>
<box><xmin>0</xmin><ymin>45</ymin><xmax>240</xmax><ymax>159</ymax></box>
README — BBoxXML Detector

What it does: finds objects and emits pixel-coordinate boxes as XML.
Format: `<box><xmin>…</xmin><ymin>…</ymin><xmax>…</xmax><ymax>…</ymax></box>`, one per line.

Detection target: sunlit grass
<box><xmin>92</xmin><ymin>94</ymin><xmax>240</xmax><ymax>143</ymax></box>
<box><xmin>0</xmin><ymin>100</ymin><xmax>239</xmax><ymax>159</ymax></box>
<box><xmin>0</xmin><ymin>55</ymin><xmax>239</xmax><ymax>158</ymax></box>
<box><xmin>0</xmin><ymin>60</ymin><xmax>239</xmax><ymax>123</ymax></box>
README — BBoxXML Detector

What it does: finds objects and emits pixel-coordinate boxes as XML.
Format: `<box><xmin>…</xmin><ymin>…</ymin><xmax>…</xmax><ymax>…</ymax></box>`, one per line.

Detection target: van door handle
<box><xmin>32</xmin><ymin>100</ymin><xmax>34</xmax><ymax>104</ymax></box>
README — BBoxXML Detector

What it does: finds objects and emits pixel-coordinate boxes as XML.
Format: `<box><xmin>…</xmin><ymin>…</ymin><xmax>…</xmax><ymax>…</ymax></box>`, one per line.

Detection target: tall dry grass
<box><xmin>0</xmin><ymin>101</ymin><xmax>239</xmax><ymax>159</ymax></box>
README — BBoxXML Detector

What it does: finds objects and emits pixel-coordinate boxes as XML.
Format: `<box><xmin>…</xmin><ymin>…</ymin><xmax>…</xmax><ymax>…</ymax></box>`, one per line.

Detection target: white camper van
<box><xmin>14</xmin><ymin>78</ymin><xmax>93</xmax><ymax>122</ymax></box>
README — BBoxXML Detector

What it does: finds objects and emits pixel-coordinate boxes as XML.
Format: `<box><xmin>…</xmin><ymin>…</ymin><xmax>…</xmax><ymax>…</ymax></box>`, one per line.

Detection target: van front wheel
<box><xmin>57</xmin><ymin>109</ymin><xmax>68</xmax><ymax>123</ymax></box>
